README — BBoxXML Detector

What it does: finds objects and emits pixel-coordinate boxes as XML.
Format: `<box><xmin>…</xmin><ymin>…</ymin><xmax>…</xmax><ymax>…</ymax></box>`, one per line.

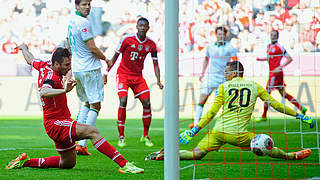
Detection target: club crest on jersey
<box><xmin>145</xmin><ymin>46</ymin><xmax>149</xmax><ymax>52</ymax></box>
<box><xmin>138</xmin><ymin>45</ymin><xmax>143</xmax><ymax>51</ymax></box>
<box><xmin>82</xmin><ymin>28</ymin><xmax>87</xmax><ymax>32</ymax></box>
<box><xmin>131</xmin><ymin>44</ymin><xmax>136</xmax><ymax>48</ymax></box>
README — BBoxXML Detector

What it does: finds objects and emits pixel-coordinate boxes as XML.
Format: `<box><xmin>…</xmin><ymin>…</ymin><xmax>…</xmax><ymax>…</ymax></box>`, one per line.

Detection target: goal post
<box><xmin>164</xmin><ymin>0</ymin><xmax>180</xmax><ymax>179</ymax></box>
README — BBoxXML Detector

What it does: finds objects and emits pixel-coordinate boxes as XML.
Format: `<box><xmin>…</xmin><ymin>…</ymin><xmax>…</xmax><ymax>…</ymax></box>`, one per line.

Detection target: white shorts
<box><xmin>200</xmin><ymin>75</ymin><xmax>225</xmax><ymax>95</ymax></box>
<box><xmin>73</xmin><ymin>69</ymin><xmax>104</xmax><ymax>104</ymax></box>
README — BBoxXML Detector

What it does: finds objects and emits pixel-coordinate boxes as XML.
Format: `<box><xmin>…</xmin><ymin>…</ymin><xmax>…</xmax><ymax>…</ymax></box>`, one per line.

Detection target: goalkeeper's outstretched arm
<box><xmin>257</xmin><ymin>84</ymin><xmax>314</xmax><ymax>128</ymax></box>
<box><xmin>257</xmin><ymin>84</ymin><xmax>296</xmax><ymax>116</ymax></box>
<box><xmin>179</xmin><ymin>85</ymin><xmax>224</xmax><ymax>145</ymax></box>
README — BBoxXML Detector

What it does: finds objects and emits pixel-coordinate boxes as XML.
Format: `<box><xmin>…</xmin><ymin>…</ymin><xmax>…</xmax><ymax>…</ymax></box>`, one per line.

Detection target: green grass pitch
<box><xmin>0</xmin><ymin>116</ymin><xmax>319</xmax><ymax>179</ymax></box>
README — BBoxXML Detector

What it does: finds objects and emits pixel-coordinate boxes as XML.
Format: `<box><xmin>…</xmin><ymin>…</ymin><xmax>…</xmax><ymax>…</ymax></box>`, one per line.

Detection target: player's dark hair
<box><xmin>215</xmin><ymin>26</ymin><xmax>228</xmax><ymax>34</ymax></box>
<box><xmin>137</xmin><ymin>17</ymin><xmax>149</xmax><ymax>25</ymax></box>
<box><xmin>272</xmin><ymin>30</ymin><xmax>279</xmax><ymax>37</ymax></box>
<box><xmin>227</xmin><ymin>61</ymin><xmax>244</xmax><ymax>76</ymax></box>
<box><xmin>75</xmin><ymin>0</ymin><xmax>84</xmax><ymax>5</ymax></box>
<box><xmin>52</xmin><ymin>48</ymin><xmax>71</xmax><ymax>65</ymax></box>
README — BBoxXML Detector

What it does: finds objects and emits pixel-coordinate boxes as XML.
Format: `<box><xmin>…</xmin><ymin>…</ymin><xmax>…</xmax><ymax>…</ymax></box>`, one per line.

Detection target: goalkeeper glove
<box><xmin>179</xmin><ymin>126</ymin><xmax>200</xmax><ymax>145</ymax></box>
<box><xmin>296</xmin><ymin>113</ymin><xmax>315</xmax><ymax>128</ymax></box>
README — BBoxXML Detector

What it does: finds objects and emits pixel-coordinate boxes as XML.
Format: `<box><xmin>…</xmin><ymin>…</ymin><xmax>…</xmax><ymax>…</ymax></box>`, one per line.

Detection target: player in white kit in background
<box><xmin>67</xmin><ymin>0</ymin><xmax>108</xmax><ymax>155</ymax></box>
<box><xmin>190</xmin><ymin>26</ymin><xmax>239</xmax><ymax>128</ymax></box>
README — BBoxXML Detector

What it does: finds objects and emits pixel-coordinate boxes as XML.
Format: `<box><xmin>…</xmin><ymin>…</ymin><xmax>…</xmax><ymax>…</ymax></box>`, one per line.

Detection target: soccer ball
<box><xmin>250</xmin><ymin>134</ymin><xmax>274</xmax><ymax>156</ymax></box>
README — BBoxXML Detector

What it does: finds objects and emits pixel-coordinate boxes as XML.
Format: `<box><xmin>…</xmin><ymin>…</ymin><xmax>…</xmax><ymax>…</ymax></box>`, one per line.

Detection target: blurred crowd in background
<box><xmin>1</xmin><ymin>0</ymin><xmax>320</xmax><ymax>58</ymax></box>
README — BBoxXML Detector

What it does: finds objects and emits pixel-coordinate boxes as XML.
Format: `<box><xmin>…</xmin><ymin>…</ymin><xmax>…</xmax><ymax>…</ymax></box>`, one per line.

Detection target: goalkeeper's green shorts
<box><xmin>197</xmin><ymin>130</ymin><xmax>256</xmax><ymax>153</ymax></box>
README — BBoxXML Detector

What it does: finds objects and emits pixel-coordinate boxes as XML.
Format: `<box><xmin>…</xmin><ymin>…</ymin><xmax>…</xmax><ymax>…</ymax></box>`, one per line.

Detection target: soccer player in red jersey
<box><xmin>256</xmin><ymin>30</ymin><xmax>307</xmax><ymax>122</ymax></box>
<box><xmin>5</xmin><ymin>44</ymin><xmax>144</xmax><ymax>174</ymax></box>
<box><xmin>107</xmin><ymin>17</ymin><xmax>164</xmax><ymax>147</ymax></box>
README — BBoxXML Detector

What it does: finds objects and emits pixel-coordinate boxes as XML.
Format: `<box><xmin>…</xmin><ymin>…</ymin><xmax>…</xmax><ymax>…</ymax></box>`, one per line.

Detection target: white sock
<box><xmin>78</xmin><ymin>108</ymin><xmax>98</xmax><ymax>147</ymax></box>
<box><xmin>194</xmin><ymin>104</ymin><xmax>204</xmax><ymax>125</ymax></box>
<box><xmin>87</xmin><ymin>109</ymin><xmax>98</xmax><ymax>126</ymax></box>
<box><xmin>78</xmin><ymin>139</ymin><xmax>87</xmax><ymax>147</ymax></box>
<box><xmin>77</xmin><ymin>105</ymin><xmax>89</xmax><ymax>123</ymax></box>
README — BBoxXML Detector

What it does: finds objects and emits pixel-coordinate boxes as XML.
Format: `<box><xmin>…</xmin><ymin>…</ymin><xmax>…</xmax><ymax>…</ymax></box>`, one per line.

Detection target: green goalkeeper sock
<box><xmin>269</xmin><ymin>147</ymin><xmax>295</xmax><ymax>160</ymax></box>
<box><xmin>179</xmin><ymin>150</ymin><xmax>195</xmax><ymax>160</ymax></box>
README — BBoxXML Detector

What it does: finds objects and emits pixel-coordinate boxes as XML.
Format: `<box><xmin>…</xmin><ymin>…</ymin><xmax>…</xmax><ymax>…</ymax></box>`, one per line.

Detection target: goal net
<box><xmin>178</xmin><ymin>0</ymin><xmax>320</xmax><ymax>179</ymax></box>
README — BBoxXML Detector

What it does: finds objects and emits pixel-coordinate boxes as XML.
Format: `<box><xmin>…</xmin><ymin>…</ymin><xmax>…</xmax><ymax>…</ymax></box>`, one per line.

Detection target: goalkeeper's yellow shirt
<box><xmin>198</xmin><ymin>77</ymin><xmax>297</xmax><ymax>134</ymax></box>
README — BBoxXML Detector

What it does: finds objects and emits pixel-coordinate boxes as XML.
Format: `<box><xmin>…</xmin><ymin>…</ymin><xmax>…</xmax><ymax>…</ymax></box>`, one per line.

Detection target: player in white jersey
<box><xmin>190</xmin><ymin>26</ymin><xmax>238</xmax><ymax>128</ymax></box>
<box><xmin>68</xmin><ymin>0</ymin><xmax>108</xmax><ymax>155</ymax></box>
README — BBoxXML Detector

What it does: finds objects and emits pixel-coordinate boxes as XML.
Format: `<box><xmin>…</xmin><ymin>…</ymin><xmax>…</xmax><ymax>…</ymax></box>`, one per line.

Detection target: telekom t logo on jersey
<box><xmin>130</xmin><ymin>51</ymin><xmax>138</xmax><ymax>61</ymax></box>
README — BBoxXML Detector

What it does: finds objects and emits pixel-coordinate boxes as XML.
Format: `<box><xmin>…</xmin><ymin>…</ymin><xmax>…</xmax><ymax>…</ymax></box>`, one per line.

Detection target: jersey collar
<box><xmin>232</xmin><ymin>77</ymin><xmax>243</xmax><ymax>81</ymax></box>
<box><xmin>75</xmin><ymin>11</ymin><xmax>85</xmax><ymax>17</ymax></box>
<box><xmin>215</xmin><ymin>41</ymin><xmax>226</xmax><ymax>47</ymax></box>
<box><xmin>135</xmin><ymin>34</ymin><xmax>147</xmax><ymax>44</ymax></box>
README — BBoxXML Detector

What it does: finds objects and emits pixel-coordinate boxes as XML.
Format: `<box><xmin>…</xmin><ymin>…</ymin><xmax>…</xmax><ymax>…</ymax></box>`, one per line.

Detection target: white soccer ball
<box><xmin>250</xmin><ymin>134</ymin><xmax>274</xmax><ymax>156</ymax></box>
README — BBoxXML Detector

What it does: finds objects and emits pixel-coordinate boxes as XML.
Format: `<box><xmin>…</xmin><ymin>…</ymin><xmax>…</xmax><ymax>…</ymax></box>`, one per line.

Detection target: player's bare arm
<box><xmin>63</xmin><ymin>70</ymin><xmax>73</xmax><ymax>84</ymax></box>
<box><xmin>107</xmin><ymin>52</ymin><xmax>120</xmax><ymax>71</ymax></box>
<box><xmin>85</xmin><ymin>38</ymin><xmax>106</xmax><ymax>61</ymax></box>
<box><xmin>103</xmin><ymin>73</ymin><xmax>108</xmax><ymax>85</ymax></box>
<box><xmin>40</xmin><ymin>79</ymin><xmax>77</xmax><ymax>98</ymax></box>
<box><xmin>65</xmin><ymin>37</ymin><xmax>71</xmax><ymax>53</ymax></box>
<box><xmin>16</xmin><ymin>44</ymin><xmax>34</xmax><ymax>65</ymax></box>
<box><xmin>200</xmin><ymin>56</ymin><xmax>209</xmax><ymax>81</ymax></box>
<box><xmin>151</xmin><ymin>52</ymin><xmax>163</xmax><ymax>89</ymax></box>
<box><xmin>273</xmin><ymin>55</ymin><xmax>293</xmax><ymax>73</ymax></box>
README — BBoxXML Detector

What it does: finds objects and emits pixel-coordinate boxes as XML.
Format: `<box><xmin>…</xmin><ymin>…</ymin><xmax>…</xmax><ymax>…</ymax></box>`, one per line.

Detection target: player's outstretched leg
<box><xmin>268</xmin><ymin>147</ymin><xmax>311</xmax><ymax>160</ymax></box>
<box><xmin>5</xmin><ymin>153</ymin><xmax>30</xmax><ymax>170</ymax></box>
<box><xmin>291</xmin><ymin>149</ymin><xmax>312</xmax><ymax>160</ymax></box>
<box><xmin>93</xmin><ymin>137</ymin><xmax>144</xmax><ymax>173</ymax></box>
<box><xmin>81</xmin><ymin>123</ymin><xmax>144</xmax><ymax>174</ymax></box>
<box><xmin>118</xmin><ymin>162</ymin><xmax>144</xmax><ymax>174</ymax></box>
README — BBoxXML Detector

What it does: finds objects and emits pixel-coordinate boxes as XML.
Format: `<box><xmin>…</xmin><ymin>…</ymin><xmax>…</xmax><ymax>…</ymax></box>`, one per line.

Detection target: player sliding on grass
<box><xmin>255</xmin><ymin>30</ymin><xmax>307</xmax><ymax>123</ymax></box>
<box><xmin>6</xmin><ymin>44</ymin><xmax>144</xmax><ymax>174</ymax></box>
<box><xmin>145</xmin><ymin>61</ymin><xmax>314</xmax><ymax>161</ymax></box>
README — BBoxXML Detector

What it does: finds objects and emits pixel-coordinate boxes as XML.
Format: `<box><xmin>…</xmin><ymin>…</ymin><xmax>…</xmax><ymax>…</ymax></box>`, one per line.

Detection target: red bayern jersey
<box><xmin>116</xmin><ymin>33</ymin><xmax>157</xmax><ymax>76</ymax></box>
<box><xmin>266</xmin><ymin>42</ymin><xmax>290</xmax><ymax>72</ymax></box>
<box><xmin>32</xmin><ymin>59</ymin><xmax>71</xmax><ymax>120</ymax></box>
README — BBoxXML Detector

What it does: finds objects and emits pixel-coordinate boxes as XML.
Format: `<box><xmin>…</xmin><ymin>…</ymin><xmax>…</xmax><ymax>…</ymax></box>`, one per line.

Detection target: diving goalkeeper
<box><xmin>145</xmin><ymin>61</ymin><xmax>315</xmax><ymax>161</ymax></box>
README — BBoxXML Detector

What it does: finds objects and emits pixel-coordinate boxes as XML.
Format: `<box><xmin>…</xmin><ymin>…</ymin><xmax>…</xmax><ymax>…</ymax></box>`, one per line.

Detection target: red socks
<box><xmin>117</xmin><ymin>106</ymin><xmax>126</xmax><ymax>138</ymax></box>
<box><xmin>262</xmin><ymin>102</ymin><xmax>268</xmax><ymax>118</ymax></box>
<box><xmin>285</xmin><ymin>93</ymin><xmax>302</xmax><ymax>110</ymax></box>
<box><xmin>24</xmin><ymin>156</ymin><xmax>60</xmax><ymax>168</ymax></box>
<box><xmin>262</xmin><ymin>93</ymin><xmax>303</xmax><ymax>118</ymax></box>
<box><xmin>94</xmin><ymin>138</ymin><xmax>127</xmax><ymax>167</ymax></box>
<box><xmin>142</xmin><ymin>108</ymin><xmax>152</xmax><ymax>137</ymax></box>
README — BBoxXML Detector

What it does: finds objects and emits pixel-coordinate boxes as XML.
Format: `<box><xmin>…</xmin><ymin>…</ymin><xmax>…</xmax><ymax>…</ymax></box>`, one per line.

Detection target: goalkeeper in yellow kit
<box><xmin>145</xmin><ymin>61</ymin><xmax>315</xmax><ymax>161</ymax></box>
